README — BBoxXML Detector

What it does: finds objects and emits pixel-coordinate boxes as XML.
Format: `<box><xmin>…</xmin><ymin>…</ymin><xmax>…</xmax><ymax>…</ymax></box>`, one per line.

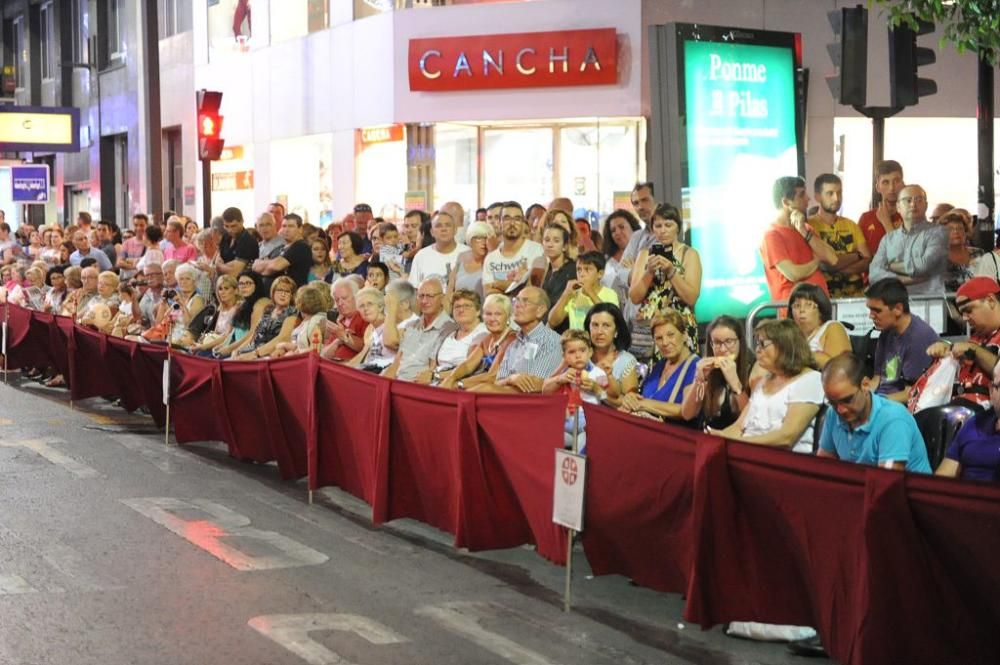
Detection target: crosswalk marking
<box><xmin>248</xmin><ymin>613</ymin><xmax>409</xmax><ymax>665</ymax></box>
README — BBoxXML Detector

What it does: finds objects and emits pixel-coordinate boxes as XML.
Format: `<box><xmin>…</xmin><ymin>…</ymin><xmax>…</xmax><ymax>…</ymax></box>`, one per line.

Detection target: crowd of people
<box><xmin>1</xmin><ymin>160</ymin><xmax>999</xmax><ymax>496</ymax></box>
<box><xmin>4</xmin><ymin>163</ymin><xmax>1000</xmax><ymax>656</ymax></box>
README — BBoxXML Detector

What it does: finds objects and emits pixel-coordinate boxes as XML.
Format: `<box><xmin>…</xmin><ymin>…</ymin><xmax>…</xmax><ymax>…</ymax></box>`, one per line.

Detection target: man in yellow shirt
<box><xmin>808</xmin><ymin>173</ymin><xmax>872</xmax><ymax>298</ymax></box>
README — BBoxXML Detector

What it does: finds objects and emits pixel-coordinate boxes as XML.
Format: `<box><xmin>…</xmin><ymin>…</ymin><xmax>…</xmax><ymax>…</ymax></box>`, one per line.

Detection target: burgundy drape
<box><xmin>5</xmin><ymin>302</ymin><xmax>1000</xmax><ymax>665</ymax></box>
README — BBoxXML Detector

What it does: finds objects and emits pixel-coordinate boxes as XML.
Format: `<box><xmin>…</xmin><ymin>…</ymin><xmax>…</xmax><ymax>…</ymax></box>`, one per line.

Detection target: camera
<box><xmin>326</xmin><ymin>309</ymin><xmax>340</xmax><ymax>322</ymax></box>
<box><xmin>129</xmin><ymin>277</ymin><xmax>148</xmax><ymax>288</ymax></box>
<box><xmin>650</xmin><ymin>243</ymin><xmax>675</xmax><ymax>262</ymax></box>
<box><xmin>162</xmin><ymin>289</ymin><xmax>177</xmax><ymax>300</ymax></box>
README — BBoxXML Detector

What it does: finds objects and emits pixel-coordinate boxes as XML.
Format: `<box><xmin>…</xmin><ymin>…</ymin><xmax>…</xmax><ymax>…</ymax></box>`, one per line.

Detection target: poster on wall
<box><xmin>651</xmin><ymin>24</ymin><xmax>802</xmax><ymax>323</ymax></box>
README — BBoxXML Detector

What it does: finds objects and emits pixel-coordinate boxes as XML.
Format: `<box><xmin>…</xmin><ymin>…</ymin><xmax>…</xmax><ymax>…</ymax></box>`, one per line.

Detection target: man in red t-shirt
<box><xmin>760</xmin><ymin>176</ymin><xmax>837</xmax><ymax>301</ymax></box>
<box><xmin>858</xmin><ymin>160</ymin><xmax>905</xmax><ymax>257</ymax></box>
<box><xmin>321</xmin><ymin>278</ymin><xmax>367</xmax><ymax>361</ymax></box>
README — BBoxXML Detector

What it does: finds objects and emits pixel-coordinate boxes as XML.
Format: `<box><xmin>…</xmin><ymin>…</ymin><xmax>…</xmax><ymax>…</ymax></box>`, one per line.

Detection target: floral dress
<box><xmin>632</xmin><ymin>244</ymin><xmax>698</xmax><ymax>359</ymax></box>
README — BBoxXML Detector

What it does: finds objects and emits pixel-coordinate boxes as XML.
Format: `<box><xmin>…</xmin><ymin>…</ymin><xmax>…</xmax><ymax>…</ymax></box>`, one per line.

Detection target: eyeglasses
<box><xmin>512</xmin><ymin>297</ymin><xmax>538</xmax><ymax>307</ymax></box>
<box><xmin>827</xmin><ymin>389</ymin><xmax>862</xmax><ymax>407</ymax></box>
<box><xmin>274</xmin><ymin>289</ymin><xmax>293</xmax><ymax>295</ymax></box>
<box><xmin>710</xmin><ymin>337</ymin><xmax>739</xmax><ymax>349</ymax></box>
<box><xmin>452</xmin><ymin>303</ymin><xmax>476</xmax><ymax>312</ymax></box>
<box><xmin>238</xmin><ymin>281</ymin><xmax>254</xmax><ymax>287</ymax></box>
<box><xmin>754</xmin><ymin>338</ymin><xmax>774</xmax><ymax>351</ymax></box>
<box><xmin>417</xmin><ymin>293</ymin><xmax>443</xmax><ymax>300</ymax></box>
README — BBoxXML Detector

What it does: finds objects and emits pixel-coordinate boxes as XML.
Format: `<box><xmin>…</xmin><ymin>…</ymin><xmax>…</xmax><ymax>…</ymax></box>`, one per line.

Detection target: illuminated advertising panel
<box><xmin>651</xmin><ymin>24</ymin><xmax>803</xmax><ymax>322</ymax></box>
<box><xmin>0</xmin><ymin>106</ymin><xmax>81</xmax><ymax>152</ymax></box>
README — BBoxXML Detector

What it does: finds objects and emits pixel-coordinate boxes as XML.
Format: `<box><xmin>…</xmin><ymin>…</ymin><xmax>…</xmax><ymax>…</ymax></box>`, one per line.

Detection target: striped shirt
<box><xmin>497</xmin><ymin>322</ymin><xmax>563</xmax><ymax>380</ymax></box>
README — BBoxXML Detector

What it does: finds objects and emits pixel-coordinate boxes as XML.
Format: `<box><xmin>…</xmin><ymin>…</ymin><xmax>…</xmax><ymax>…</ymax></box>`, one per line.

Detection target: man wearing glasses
<box><xmin>910</xmin><ymin>277</ymin><xmax>1000</xmax><ymax>411</ymax></box>
<box><xmin>383</xmin><ymin>278</ymin><xmax>457</xmax><ymax>381</ymax></box>
<box><xmin>469</xmin><ymin>287</ymin><xmax>561</xmax><ymax>394</ymax></box>
<box><xmin>868</xmin><ymin>184</ymin><xmax>949</xmax><ymax>296</ymax></box>
<box><xmin>483</xmin><ymin>201</ymin><xmax>542</xmax><ymax>296</ymax></box>
<box><xmin>818</xmin><ymin>352</ymin><xmax>931</xmax><ymax>472</ymax></box>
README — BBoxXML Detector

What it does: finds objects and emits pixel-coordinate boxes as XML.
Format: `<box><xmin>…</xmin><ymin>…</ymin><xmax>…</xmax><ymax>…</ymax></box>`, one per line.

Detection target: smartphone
<box><xmin>326</xmin><ymin>309</ymin><xmax>340</xmax><ymax>322</ymax></box>
<box><xmin>650</xmin><ymin>243</ymin><xmax>675</xmax><ymax>261</ymax></box>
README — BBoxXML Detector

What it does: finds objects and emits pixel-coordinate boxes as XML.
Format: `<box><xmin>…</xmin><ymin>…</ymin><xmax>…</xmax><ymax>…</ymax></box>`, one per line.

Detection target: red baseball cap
<box><xmin>956</xmin><ymin>277</ymin><xmax>1000</xmax><ymax>304</ymax></box>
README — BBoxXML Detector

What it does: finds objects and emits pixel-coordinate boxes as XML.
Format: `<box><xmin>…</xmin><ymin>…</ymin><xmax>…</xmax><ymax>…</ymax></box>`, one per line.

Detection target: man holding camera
<box><xmin>761</xmin><ymin>176</ymin><xmax>837</xmax><ymax>301</ymax></box>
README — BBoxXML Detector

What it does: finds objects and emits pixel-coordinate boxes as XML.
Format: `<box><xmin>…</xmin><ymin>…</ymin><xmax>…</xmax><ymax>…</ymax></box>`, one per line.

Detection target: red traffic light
<box><xmin>198</xmin><ymin>112</ymin><xmax>222</xmax><ymax>138</ymax></box>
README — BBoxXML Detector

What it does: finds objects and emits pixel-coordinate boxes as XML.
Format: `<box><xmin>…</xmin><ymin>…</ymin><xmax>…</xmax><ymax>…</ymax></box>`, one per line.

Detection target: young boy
<box><xmin>376</xmin><ymin>222</ymin><xmax>405</xmax><ymax>279</ymax></box>
<box><xmin>548</xmin><ymin>251</ymin><xmax>619</xmax><ymax>330</ymax></box>
<box><xmin>543</xmin><ymin>329</ymin><xmax>609</xmax><ymax>453</ymax></box>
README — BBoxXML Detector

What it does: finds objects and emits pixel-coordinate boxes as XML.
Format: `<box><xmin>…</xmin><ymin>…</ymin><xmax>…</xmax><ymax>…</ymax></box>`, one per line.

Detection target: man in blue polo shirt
<box><xmin>818</xmin><ymin>352</ymin><xmax>931</xmax><ymax>472</ymax></box>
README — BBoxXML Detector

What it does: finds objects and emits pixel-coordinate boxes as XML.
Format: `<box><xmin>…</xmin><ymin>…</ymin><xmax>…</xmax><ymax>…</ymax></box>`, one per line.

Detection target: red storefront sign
<box><xmin>361</xmin><ymin>124</ymin><xmax>404</xmax><ymax>144</ymax></box>
<box><xmin>408</xmin><ymin>28</ymin><xmax>618</xmax><ymax>92</ymax></box>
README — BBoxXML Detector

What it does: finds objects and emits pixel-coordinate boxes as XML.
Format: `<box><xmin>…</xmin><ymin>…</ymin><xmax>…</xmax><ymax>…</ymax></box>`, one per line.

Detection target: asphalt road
<box><xmin>0</xmin><ymin>374</ymin><xmax>820</xmax><ymax>665</ymax></box>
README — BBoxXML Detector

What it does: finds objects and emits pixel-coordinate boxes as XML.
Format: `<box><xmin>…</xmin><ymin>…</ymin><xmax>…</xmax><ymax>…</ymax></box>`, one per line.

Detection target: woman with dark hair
<box><xmin>213</xmin><ymin>271</ymin><xmax>271</xmax><ymax>358</ymax></box>
<box><xmin>787</xmin><ymin>282</ymin><xmax>850</xmax><ymax>368</ymax></box>
<box><xmin>585</xmin><ymin>302</ymin><xmax>638</xmax><ymax>406</ymax></box>
<box><xmin>43</xmin><ymin>265</ymin><xmax>68</xmax><ymax>313</ymax></box>
<box><xmin>335</xmin><ymin>231</ymin><xmax>369</xmax><ymax>277</ymax></box>
<box><xmin>234</xmin><ymin>276</ymin><xmax>300</xmax><ymax>360</ymax></box>
<box><xmin>681</xmin><ymin>315</ymin><xmax>752</xmax><ymax>429</ymax></box>
<box><xmin>531</xmin><ymin>223</ymin><xmax>576</xmax><ymax>329</ymax></box>
<box><xmin>308</xmin><ymin>235</ymin><xmax>335</xmax><ymax>284</ymax></box>
<box><xmin>629</xmin><ymin>203</ymin><xmax>702</xmax><ymax>360</ymax></box>
<box><xmin>708</xmin><ymin>318</ymin><xmax>822</xmax><ymax>453</ymax></box>
<box><xmin>601</xmin><ymin>209</ymin><xmax>641</xmax><ymax>299</ymax></box>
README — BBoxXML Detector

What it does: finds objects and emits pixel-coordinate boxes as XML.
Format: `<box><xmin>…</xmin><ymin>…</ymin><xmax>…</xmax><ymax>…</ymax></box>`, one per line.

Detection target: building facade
<box><xmin>1</xmin><ymin>0</ymin><xmax>998</xmax><ymax>229</ymax></box>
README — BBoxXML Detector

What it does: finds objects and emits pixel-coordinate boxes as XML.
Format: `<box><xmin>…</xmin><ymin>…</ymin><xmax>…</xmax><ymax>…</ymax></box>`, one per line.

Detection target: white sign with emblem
<box><xmin>552</xmin><ymin>450</ymin><xmax>586</xmax><ymax>532</ymax></box>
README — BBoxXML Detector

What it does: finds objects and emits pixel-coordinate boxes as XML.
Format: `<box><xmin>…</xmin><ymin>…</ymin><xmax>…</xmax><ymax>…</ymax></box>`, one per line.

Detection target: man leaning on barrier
<box><xmin>908</xmin><ymin>277</ymin><xmax>1000</xmax><ymax>411</ymax></box>
<box><xmin>868</xmin><ymin>184</ymin><xmax>949</xmax><ymax>297</ymax></box>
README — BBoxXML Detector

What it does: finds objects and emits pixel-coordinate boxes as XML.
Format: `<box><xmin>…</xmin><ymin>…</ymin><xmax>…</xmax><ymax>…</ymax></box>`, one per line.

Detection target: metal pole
<box><xmin>201</xmin><ymin>159</ymin><xmax>212</xmax><ymax>228</ymax></box>
<box><xmin>563</xmin><ymin>406</ymin><xmax>581</xmax><ymax>612</ymax></box>
<box><xmin>978</xmin><ymin>51</ymin><xmax>995</xmax><ymax>249</ymax></box>
<box><xmin>163</xmin><ymin>349</ymin><xmax>171</xmax><ymax>446</ymax></box>
<box><xmin>870</xmin><ymin>116</ymin><xmax>885</xmax><ymax>209</ymax></box>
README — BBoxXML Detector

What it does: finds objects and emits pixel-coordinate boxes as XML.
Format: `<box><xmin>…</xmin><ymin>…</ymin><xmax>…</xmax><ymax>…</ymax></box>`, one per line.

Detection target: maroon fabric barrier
<box><xmin>581</xmin><ymin>406</ymin><xmax>697</xmax><ymax>592</ymax></box>
<box><xmin>6</xmin><ymin>302</ymin><xmax>1000</xmax><ymax>665</ymax></box>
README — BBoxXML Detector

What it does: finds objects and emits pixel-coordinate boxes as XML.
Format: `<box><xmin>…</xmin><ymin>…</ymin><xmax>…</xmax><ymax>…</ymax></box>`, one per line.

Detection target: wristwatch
<box><xmin>457</xmin><ymin>380</ymin><xmax>465</xmax><ymax>390</ymax></box>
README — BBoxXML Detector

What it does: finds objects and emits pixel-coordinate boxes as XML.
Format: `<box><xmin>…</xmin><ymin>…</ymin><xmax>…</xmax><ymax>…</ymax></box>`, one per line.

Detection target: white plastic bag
<box><xmin>912</xmin><ymin>355</ymin><xmax>960</xmax><ymax>414</ymax></box>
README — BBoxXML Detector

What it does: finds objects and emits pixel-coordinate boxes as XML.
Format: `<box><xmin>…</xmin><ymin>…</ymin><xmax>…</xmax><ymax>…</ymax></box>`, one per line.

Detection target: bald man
<box><xmin>868</xmin><ymin>184</ymin><xmax>948</xmax><ymax>296</ymax></box>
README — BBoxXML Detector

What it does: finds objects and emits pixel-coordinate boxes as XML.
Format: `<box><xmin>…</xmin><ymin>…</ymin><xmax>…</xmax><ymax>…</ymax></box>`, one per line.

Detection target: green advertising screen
<box><xmin>680</xmin><ymin>35</ymin><xmax>800</xmax><ymax>322</ymax></box>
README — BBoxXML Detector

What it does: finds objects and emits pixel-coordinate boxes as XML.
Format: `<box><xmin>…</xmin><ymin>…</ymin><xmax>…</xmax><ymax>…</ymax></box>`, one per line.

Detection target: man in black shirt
<box><xmin>253</xmin><ymin>213</ymin><xmax>312</xmax><ymax>288</ymax></box>
<box><xmin>217</xmin><ymin>207</ymin><xmax>259</xmax><ymax>276</ymax></box>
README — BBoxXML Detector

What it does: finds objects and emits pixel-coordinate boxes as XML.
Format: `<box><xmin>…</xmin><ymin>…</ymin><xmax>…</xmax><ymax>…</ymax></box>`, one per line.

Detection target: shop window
<box><xmin>70</xmin><ymin>0</ymin><xmax>88</xmax><ymax>64</ymax></box>
<box><xmin>208</xmin><ymin>0</ymin><xmax>253</xmax><ymax>59</ymax></box>
<box><xmin>558</xmin><ymin>122</ymin><xmax>641</xmax><ymax>218</ymax></box>
<box><xmin>270</xmin><ymin>135</ymin><xmax>334</xmax><ymax>227</ymax></box>
<box><xmin>105</xmin><ymin>0</ymin><xmax>126</xmax><ymax>66</ymax></box>
<box><xmin>159</xmin><ymin>0</ymin><xmax>193</xmax><ymax>39</ymax></box>
<box><xmin>270</xmin><ymin>0</ymin><xmax>329</xmax><ymax>45</ymax></box>
<box><xmin>40</xmin><ymin>2</ymin><xmax>55</xmax><ymax>81</ymax></box>
<box><xmin>433</xmin><ymin>123</ymin><xmax>477</xmax><ymax>213</ymax></box>
<box><xmin>482</xmin><ymin>127</ymin><xmax>554</xmax><ymax>211</ymax></box>
<box><xmin>12</xmin><ymin>16</ymin><xmax>25</xmax><ymax>89</ymax></box>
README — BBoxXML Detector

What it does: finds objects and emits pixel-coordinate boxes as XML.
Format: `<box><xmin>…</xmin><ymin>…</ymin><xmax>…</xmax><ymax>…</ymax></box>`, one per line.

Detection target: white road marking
<box><xmin>415</xmin><ymin>601</ymin><xmax>559</xmax><ymax>665</ymax></box>
<box><xmin>0</xmin><ymin>574</ymin><xmax>37</xmax><ymax>595</ymax></box>
<box><xmin>247</xmin><ymin>613</ymin><xmax>408</xmax><ymax>665</ymax></box>
<box><xmin>121</xmin><ymin>498</ymin><xmax>329</xmax><ymax>571</ymax></box>
<box><xmin>0</xmin><ymin>438</ymin><xmax>101</xmax><ymax>478</ymax></box>
<box><xmin>112</xmin><ymin>435</ymin><xmax>179</xmax><ymax>473</ymax></box>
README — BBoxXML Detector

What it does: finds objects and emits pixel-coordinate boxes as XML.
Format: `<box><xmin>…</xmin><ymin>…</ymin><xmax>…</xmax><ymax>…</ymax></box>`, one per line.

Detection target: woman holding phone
<box><xmin>629</xmin><ymin>203</ymin><xmax>702</xmax><ymax>360</ymax></box>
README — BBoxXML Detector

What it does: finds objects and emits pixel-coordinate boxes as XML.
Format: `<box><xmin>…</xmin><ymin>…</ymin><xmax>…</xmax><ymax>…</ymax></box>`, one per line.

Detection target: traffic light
<box><xmin>826</xmin><ymin>6</ymin><xmax>868</xmax><ymax>107</ymax></box>
<box><xmin>196</xmin><ymin>89</ymin><xmax>224</xmax><ymax>161</ymax></box>
<box><xmin>889</xmin><ymin>19</ymin><xmax>938</xmax><ymax>108</ymax></box>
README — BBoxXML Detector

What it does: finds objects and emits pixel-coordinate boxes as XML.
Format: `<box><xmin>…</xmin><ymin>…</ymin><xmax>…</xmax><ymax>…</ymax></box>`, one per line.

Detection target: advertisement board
<box><xmin>10</xmin><ymin>164</ymin><xmax>50</xmax><ymax>203</ymax></box>
<box><xmin>650</xmin><ymin>24</ymin><xmax>803</xmax><ymax>322</ymax></box>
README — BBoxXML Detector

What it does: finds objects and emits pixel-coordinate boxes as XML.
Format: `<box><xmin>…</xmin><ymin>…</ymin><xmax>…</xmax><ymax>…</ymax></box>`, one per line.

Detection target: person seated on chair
<box><xmin>819</xmin><ymin>353</ymin><xmax>931</xmax><ymax>472</ymax></box>
<box><xmin>865</xmin><ymin>277</ymin><xmax>940</xmax><ymax>403</ymax></box>
<box><xmin>787</xmin><ymin>282</ymin><xmax>851</xmax><ymax>368</ymax></box>
<box><xmin>936</xmin><ymin>360</ymin><xmax>1000</xmax><ymax>483</ymax></box>
<box><xmin>708</xmin><ymin>318</ymin><xmax>823</xmax><ymax>454</ymax></box>
<box><xmin>618</xmin><ymin>310</ymin><xmax>700</xmax><ymax>422</ymax></box>
<box><xmin>909</xmin><ymin>276</ymin><xmax>1000</xmax><ymax>413</ymax></box>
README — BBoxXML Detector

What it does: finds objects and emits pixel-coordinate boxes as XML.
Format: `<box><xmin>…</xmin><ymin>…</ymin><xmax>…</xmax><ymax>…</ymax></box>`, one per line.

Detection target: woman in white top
<box><xmin>415</xmin><ymin>288</ymin><xmax>487</xmax><ymax>385</ymax></box>
<box><xmin>787</xmin><ymin>282</ymin><xmax>851</xmax><ymax>368</ymax></box>
<box><xmin>708</xmin><ymin>318</ymin><xmax>823</xmax><ymax>454</ymax></box>
<box><xmin>347</xmin><ymin>287</ymin><xmax>393</xmax><ymax>371</ymax></box>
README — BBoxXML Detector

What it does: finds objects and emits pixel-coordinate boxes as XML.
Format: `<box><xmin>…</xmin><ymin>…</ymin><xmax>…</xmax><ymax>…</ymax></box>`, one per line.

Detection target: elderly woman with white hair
<box><xmin>8</xmin><ymin>264</ymin><xmax>49</xmax><ymax>310</ymax></box>
<box><xmin>440</xmin><ymin>292</ymin><xmax>515</xmax><ymax>389</ymax></box>
<box><xmin>321</xmin><ymin>276</ymin><xmax>367</xmax><ymax>361</ymax></box>
<box><xmin>345</xmin><ymin>287</ymin><xmax>394</xmax><ymax>372</ymax></box>
<box><xmin>447</xmin><ymin>221</ymin><xmax>494</xmax><ymax>300</ymax></box>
